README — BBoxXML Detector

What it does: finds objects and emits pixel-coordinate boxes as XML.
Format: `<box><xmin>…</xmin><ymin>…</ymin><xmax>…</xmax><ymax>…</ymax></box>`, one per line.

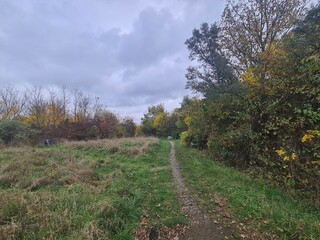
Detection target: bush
<box><xmin>0</xmin><ymin>120</ymin><xmax>29</xmax><ymax>145</ymax></box>
<box><xmin>180</xmin><ymin>131</ymin><xmax>189</xmax><ymax>146</ymax></box>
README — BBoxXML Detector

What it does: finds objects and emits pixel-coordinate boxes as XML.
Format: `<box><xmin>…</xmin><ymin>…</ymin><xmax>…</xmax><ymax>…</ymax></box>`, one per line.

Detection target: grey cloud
<box><xmin>0</xmin><ymin>4</ymin><xmax>119</xmax><ymax>90</ymax></box>
<box><xmin>106</xmin><ymin>53</ymin><xmax>189</xmax><ymax>107</ymax></box>
<box><xmin>0</xmin><ymin>0</ymin><xmax>225</xmax><ymax>121</ymax></box>
<box><xmin>118</xmin><ymin>7</ymin><xmax>185</xmax><ymax>68</ymax></box>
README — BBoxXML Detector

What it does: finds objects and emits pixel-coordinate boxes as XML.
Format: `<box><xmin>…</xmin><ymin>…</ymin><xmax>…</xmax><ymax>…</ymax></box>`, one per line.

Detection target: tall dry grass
<box><xmin>63</xmin><ymin>137</ymin><xmax>158</xmax><ymax>156</ymax></box>
<box><xmin>0</xmin><ymin>137</ymin><xmax>158</xmax><ymax>190</ymax></box>
<box><xmin>0</xmin><ymin>137</ymin><xmax>161</xmax><ymax>239</ymax></box>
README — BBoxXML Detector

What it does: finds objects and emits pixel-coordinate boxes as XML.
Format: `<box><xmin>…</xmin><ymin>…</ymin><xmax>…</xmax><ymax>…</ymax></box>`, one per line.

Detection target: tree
<box><xmin>185</xmin><ymin>23</ymin><xmax>237</xmax><ymax>98</ymax></box>
<box><xmin>140</xmin><ymin>104</ymin><xmax>165</xmax><ymax>136</ymax></box>
<box><xmin>60</xmin><ymin>85</ymin><xmax>69</xmax><ymax>123</ymax></box>
<box><xmin>25</xmin><ymin>86</ymin><xmax>47</xmax><ymax>128</ymax></box>
<box><xmin>0</xmin><ymin>120</ymin><xmax>28</xmax><ymax>145</ymax></box>
<box><xmin>0</xmin><ymin>87</ymin><xmax>26</xmax><ymax>120</ymax></box>
<box><xmin>285</xmin><ymin>3</ymin><xmax>320</xmax><ymax>62</ymax></box>
<box><xmin>44</xmin><ymin>89</ymin><xmax>68</xmax><ymax>127</ymax></box>
<box><xmin>95</xmin><ymin>110</ymin><xmax>120</xmax><ymax>138</ymax></box>
<box><xmin>220</xmin><ymin>0</ymin><xmax>307</xmax><ymax>74</ymax></box>
<box><xmin>72</xmin><ymin>89</ymin><xmax>92</xmax><ymax>123</ymax></box>
<box><xmin>179</xmin><ymin>1</ymin><xmax>320</xmax><ymax>200</ymax></box>
<box><xmin>121</xmin><ymin>117</ymin><xmax>136</xmax><ymax>137</ymax></box>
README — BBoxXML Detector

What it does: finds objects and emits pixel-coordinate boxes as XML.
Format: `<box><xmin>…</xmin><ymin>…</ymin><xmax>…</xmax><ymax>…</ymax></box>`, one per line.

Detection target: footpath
<box><xmin>169</xmin><ymin>141</ymin><xmax>233</xmax><ymax>240</ymax></box>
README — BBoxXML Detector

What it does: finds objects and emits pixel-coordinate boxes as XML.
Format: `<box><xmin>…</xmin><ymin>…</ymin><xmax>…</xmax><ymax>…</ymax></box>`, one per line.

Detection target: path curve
<box><xmin>169</xmin><ymin>141</ymin><xmax>229</xmax><ymax>240</ymax></box>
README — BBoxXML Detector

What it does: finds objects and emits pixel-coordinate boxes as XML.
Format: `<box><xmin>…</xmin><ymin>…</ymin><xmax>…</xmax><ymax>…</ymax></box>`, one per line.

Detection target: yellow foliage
<box><xmin>240</xmin><ymin>67</ymin><xmax>260</xmax><ymax>85</ymax></box>
<box><xmin>301</xmin><ymin>134</ymin><xmax>314</xmax><ymax>143</ymax></box>
<box><xmin>291</xmin><ymin>153</ymin><xmax>297</xmax><ymax>161</ymax></box>
<box><xmin>180</xmin><ymin>131</ymin><xmax>189</xmax><ymax>146</ymax></box>
<box><xmin>135</xmin><ymin>125</ymin><xmax>142</xmax><ymax>136</ymax></box>
<box><xmin>258</xmin><ymin>42</ymin><xmax>288</xmax><ymax>79</ymax></box>
<box><xmin>184</xmin><ymin>115</ymin><xmax>192</xmax><ymax>128</ymax></box>
<box><xmin>301</xmin><ymin>130</ymin><xmax>320</xmax><ymax>143</ymax></box>
<box><xmin>275</xmin><ymin>149</ymin><xmax>286</xmax><ymax>156</ymax></box>
<box><xmin>22</xmin><ymin>115</ymin><xmax>36</xmax><ymax>125</ymax></box>
<box><xmin>283</xmin><ymin>156</ymin><xmax>290</xmax><ymax>161</ymax></box>
<box><xmin>153</xmin><ymin>112</ymin><xmax>166</xmax><ymax>129</ymax></box>
<box><xmin>276</xmin><ymin>148</ymin><xmax>297</xmax><ymax>161</ymax></box>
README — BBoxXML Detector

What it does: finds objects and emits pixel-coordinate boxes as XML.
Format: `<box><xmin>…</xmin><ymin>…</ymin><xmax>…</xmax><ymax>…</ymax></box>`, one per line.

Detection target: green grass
<box><xmin>175</xmin><ymin>141</ymin><xmax>320</xmax><ymax>240</ymax></box>
<box><xmin>0</xmin><ymin>138</ymin><xmax>185</xmax><ymax>239</ymax></box>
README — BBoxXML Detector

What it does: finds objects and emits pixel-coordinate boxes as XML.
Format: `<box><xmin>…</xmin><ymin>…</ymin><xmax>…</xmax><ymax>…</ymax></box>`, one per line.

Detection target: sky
<box><xmin>0</xmin><ymin>0</ymin><xmax>226</xmax><ymax>122</ymax></box>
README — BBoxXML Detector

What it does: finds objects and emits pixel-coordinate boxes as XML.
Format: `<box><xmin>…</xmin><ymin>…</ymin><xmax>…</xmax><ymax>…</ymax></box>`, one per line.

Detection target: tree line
<box><xmin>140</xmin><ymin>0</ymin><xmax>320</xmax><ymax>202</ymax></box>
<box><xmin>0</xmin><ymin>86</ymin><xmax>136</xmax><ymax>144</ymax></box>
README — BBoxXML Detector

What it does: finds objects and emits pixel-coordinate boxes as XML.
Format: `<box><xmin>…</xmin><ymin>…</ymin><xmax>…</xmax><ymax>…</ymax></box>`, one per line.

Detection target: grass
<box><xmin>0</xmin><ymin>137</ymin><xmax>185</xmax><ymax>239</ymax></box>
<box><xmin>175</xmin><ymin>141</ymin><xmax>320</xmax><ymax>240</ymax></box>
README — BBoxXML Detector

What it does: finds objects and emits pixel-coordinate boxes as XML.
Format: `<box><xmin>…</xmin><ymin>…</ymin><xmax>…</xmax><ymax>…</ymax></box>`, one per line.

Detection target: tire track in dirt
<box><xmin>169</xmin><ymin>141</ymin><xmax>231</xmax><ymax>240</ymax></box>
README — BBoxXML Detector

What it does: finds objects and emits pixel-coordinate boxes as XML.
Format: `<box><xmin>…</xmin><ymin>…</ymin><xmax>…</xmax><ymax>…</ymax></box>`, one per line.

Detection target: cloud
<box><xmin>118</xmin><ymin>7</ymin><xmax>184</xmax><ymax>68</ymax></box>
<box><xmin>0</xmin><ymin>0</ymin><xmax>225</xmax><ymax>121</ymax></box>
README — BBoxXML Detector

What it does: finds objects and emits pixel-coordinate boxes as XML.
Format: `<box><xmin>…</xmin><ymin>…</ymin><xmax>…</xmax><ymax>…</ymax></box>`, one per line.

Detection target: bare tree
<box><xmin>60</xmin><ymin>84</ymin><xmax>69</xmax><ymax>122</ymax></box>
<box><xmin>26</xmin><ymin>86</ymin><xmax>47</xmax><ymax>128</ymax></box>
<box><xmin>72</xmin><ymin>89</ymin><xmax>92</xmax><ymax>123</ymax></box>
<box><xmin>0</xmin><ymin>86</ymin><xmax>26</xmax><ymax>120</ymax></box>
<box><xmin>45</xmin><ymin>89</ymin><xmax>68</xmax><ymax>126</ymax></box>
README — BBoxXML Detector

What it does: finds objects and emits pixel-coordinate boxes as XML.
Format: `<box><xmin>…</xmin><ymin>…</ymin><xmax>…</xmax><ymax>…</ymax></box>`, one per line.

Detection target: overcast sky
<box><xmin>0</xmin><ymin>0</ymin><xmax>225</xmax><ymax>122</ymax></box>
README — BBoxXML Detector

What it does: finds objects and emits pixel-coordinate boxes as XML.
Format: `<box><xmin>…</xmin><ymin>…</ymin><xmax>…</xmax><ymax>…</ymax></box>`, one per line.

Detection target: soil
<box><xmin>169</xmin><ymin>141</ymin><xmax>236</xmax><ymax>240</ymax></box>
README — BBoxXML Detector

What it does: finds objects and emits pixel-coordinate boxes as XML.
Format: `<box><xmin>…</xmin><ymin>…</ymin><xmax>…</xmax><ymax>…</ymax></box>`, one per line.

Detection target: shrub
<box><xmin>0</xmin><ymin>120</ymin><xmax>29</xmax><ymax>145</ymax></box>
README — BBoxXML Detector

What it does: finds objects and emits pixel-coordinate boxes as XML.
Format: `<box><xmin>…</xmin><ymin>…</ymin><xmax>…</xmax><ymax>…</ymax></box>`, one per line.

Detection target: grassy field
<box><xmin>175</xmin><ymin>141</ymin><xmax>320</xmax><ymax>240</ymax></box>
<box><xmin>0</xmin><ymin>138</ymin><xmax>185</xmax><ymax>239</ymax></box>
<box><xmin>2</xmin><ymin>138</ymin><xmax>319</xmax><ymax>239</ymax></box>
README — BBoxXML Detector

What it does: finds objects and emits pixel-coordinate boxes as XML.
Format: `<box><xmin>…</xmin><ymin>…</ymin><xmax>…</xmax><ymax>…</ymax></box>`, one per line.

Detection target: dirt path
<box><xmin>169</xmin><ymin>141</ymin><xmax>233</xmax><ymax>240</ymax></box>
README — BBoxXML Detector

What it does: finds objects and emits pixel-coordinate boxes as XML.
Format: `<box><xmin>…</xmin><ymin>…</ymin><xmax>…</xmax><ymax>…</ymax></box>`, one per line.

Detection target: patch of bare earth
<box><xmin>169</xmin><ymin>141</ymin><xmax>238</xmax><ymax>240</ymax></box>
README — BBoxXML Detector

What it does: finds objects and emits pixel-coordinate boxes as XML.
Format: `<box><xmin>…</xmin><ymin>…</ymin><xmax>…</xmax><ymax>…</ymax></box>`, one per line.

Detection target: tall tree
<box><xmin>45</xmin><ymin>90</ymin><xmax>67</xmax><ymax>127</ymax></box>
<box><xmin>60</xmin><ymin>85</ymin><xmax>69</xmax><ymax>123</ymax></box>
<box><xmin>285</xmin><ymin>3</ymin><xmax>320</xmax><ymax>62</ymax></box>
<box><xmin>185</xmin><ymin>23</ymin><xmax>237</xmax><ymax>98</ymax></box>
<box><xmin>72</xmin><ymin>89</ymin><xmax>92</xmax><ymax>123</ymax></box>
<box><xmin>220</xmin><ymin>0</ymin><xmax>307</xmax><ymax>74</ymax></box>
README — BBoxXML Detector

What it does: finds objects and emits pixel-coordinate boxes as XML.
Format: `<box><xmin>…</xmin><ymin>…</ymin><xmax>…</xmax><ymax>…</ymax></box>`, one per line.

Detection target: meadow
<box><xmin>0</xmin><ymin>138</ymin><xmax>185</xmax><ymax>239</ymax></box>
<box><xmin>1</xmin><ymin>138</ymin><xmax>319</xmax><ymax>240</ymax></box>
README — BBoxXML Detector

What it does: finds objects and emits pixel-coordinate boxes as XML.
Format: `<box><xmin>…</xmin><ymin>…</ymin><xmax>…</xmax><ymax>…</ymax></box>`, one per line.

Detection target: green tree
<box><xmin>185</xmin><ymin>23</ymin><xmax>237</xmax><ymax>98</ymax></box>
<box><xmin>141</xmin><ymin>104</ymin><xmax>165</xmax><ymax>136</ymax></box>
<box><xmin>285</xmin><ymin>3</ymin><xmax>320</xmax><ymax>62</ymax></box>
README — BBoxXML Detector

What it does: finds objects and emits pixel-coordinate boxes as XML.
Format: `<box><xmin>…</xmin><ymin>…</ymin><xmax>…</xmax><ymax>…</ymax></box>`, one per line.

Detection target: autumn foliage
<box><xmin>0</xmin><ymin>86</ymin><xmax>136</xmax><ymax>144</ymax></box>
<box><xmin>176</xmin><ymin>2</ymin><xmax>320</xmax><ymax>202</ymax></box>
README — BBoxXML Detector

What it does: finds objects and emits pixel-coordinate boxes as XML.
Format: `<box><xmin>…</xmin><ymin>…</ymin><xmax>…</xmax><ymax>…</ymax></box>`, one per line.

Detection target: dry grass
<box><xmin>0</xmin><ymin>137</ymin><xmax>158</xmax><ymax>191</ymax></box>
<box><xmin>0</xmin><ymin>191</ymin><xmax>69</xmax><ymax>240</ymax></box>
<box><xmin>81</xmin><ymin>221</ymin><xmax>103</xmax><ymax>240</ymax></box>
<box><xmin>63</xmin><ymin>137</ymin><xmax>158</xmax><ymax>156</ymax></box>
<box><xmin>0</xmin><ymin>153</ymin><xmax>98</xmax><ymax>191</ymax></box>
<box><xmin>0</xmin><ymin>137</ymin><xmax>179</xmax><ymax>239</ymax></box>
